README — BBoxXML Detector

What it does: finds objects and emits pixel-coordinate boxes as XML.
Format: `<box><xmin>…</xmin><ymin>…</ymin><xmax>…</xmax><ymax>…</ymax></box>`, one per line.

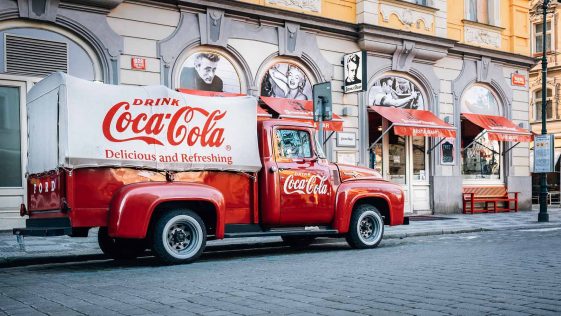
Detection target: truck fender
<box><xmin>107</xmin><ymin>182</ymin><xmax>225</xmax><ymax>239</ymax></box>
<box><xmin>333</xmin><ymin>181</ymin><xmax>403</xmax><ymax>234</ymax></box>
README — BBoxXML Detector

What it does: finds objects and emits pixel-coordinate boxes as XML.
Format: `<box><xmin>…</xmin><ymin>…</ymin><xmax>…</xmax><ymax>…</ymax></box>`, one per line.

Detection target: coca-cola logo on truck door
<box><xmin>282</xmin><ymin>171</ymin><xmax>328</xmax><ymax>195</ymax></box>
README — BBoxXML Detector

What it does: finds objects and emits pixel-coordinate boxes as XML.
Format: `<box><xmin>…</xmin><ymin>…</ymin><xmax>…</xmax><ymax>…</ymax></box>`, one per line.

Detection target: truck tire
<box><xmin>346</xmin><ymin>204</ymin><xmax>384</xmax><ymax>249</ymax></box>
<box><xmin>152</xmin><ymin>209</ymin><xmax>206</xmax><ymax>264</ymax></box>
<box><xmin>97</xmin><ymin>227</ymin><xmax>146</xmax><ymax>260</ymax></box>
<box><xmin>281</xmin><ymin>236</ymin><xmax>316</xmax><ymax>248</ymax></box>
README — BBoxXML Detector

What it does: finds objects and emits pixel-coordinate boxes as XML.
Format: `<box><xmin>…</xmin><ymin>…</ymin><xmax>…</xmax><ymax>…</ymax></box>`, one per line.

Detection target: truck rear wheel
<box><xmin>97</xmin><ymin>227</ymin><xmax>146</xmax><ymax>260</ymax></box>
<box><xmin>152</xmin><ymin>209</ymin><xmax>206</xmax><ymax>264</ymax></box>
<box><xmin>346</xmin><ymin>204</ymin><xmax>384</xmax><ymax>249</ymax></box>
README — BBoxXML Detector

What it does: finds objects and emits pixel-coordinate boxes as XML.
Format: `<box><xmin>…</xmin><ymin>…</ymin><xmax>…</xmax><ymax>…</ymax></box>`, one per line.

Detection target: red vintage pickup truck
<box><xmin>14</xmin><ymin>73</ymin><xmax>406</xmax><ymax>264</ymax></box>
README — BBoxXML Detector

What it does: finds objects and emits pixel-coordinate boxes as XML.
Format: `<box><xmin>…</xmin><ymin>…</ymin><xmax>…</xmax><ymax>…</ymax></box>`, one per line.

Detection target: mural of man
<box><xmin>372</xmin><ymin>77</ymin><xmax>418</xmax><ymax>108</ymax></box>
<box><xmin>345</xmin><ymin>54</ymin><xmax>361</xmax><ymax>86</ymax></box>
<box><xmin>180</xmin><ymin>53</ymin><xmax>224</xmax><ymax>92</ymax></box>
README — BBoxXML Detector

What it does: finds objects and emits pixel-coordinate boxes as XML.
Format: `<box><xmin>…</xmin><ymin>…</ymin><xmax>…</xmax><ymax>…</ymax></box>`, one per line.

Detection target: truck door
<box><xmin>273</xmin><ymin>128</ymin><xmax>334</xmax><ymax>225</ymax></box>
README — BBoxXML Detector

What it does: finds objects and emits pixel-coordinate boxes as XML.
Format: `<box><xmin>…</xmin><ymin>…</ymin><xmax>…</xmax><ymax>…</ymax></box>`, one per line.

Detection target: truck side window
<box><xmin>276</xmin><ymin>129</ymin><xmax>312</xmax><ymax>159</ymax></box>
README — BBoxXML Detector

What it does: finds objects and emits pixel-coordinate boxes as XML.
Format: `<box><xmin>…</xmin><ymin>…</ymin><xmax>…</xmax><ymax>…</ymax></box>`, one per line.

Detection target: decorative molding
<box><xmin>392</xmin><ymin>40</ymin><xmax>416</xmax><ymax>72</ymax></box>
<box><xmin>17</xmin><ymin>0</ymin><xmax>60</xmax><ymax>22</ymax></box>
<box><xmin>464</xmin><ymin>24</ymin><xmax>501</xmax><ymax>49</ymax></box>
<box><xmin>380</xmin><ymin>2</ymin><xmax>433</xmax><ymax>31</ymax></box>
<box><xmin>279</xmin><ymin>22</ymin><xmax>301</xmax><ymax>57</ymax></box>
<box><xmin>199</xmin><ymin>9</ymin><xmax>228</xmax><ymax>47</ymax></box>
<box><xmin>477</xmin><ymin>57</ymin><xmax>492</xmax><ymax>83</ymax></box>
<box><xmin>266</xmin><ymin>0</ymin><xmax>321</xmax><ymax>13</ymax></box>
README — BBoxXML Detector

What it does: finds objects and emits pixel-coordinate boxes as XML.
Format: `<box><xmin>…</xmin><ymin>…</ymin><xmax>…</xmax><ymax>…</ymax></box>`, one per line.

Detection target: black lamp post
<box><xmin>539</xmin><ymin>0</ymin><xmax>551</xmax><ymax>222</ymax></box>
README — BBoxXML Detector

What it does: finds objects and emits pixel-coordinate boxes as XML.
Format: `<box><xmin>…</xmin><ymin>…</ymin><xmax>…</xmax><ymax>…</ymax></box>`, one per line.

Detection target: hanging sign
<box><xmin>441</xmin><ymin>138</ymin><xmax>455</xmax><ymax>165</ymax></box>
<box><xmin>534</xmin><ymin>134</ymin><xmax>554</xmax><ymax>173</ymax></box>
<box><xmin>342</xmin><ymin>51</ymin><xmax>367</xmax><ymax>93</ymax></box>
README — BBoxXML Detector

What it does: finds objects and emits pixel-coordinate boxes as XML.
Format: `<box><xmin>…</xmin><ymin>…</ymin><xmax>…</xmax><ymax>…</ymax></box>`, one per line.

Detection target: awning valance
<box><xmin>177</xmin><ymin>88</ymin><xmax>271</xmax><ymax>118</ymax></box>
<box><xmin>369</xmin><ymin>105</ymin><xmax>456</xmax><ymax>138</ymax></box>
<box><xmin>461</xmin><ymin>113</ymin><xmax>532</xmax><ymax>142</ymax></box>
<box><xmin>260</xmin><ymin>96</ymin><xmax>343</xmax><ymax>131</ymax></box>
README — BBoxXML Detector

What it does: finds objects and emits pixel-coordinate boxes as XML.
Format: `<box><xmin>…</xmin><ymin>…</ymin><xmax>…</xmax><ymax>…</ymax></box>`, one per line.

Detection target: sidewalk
<box><xmin>1</xmin><ymin>206</ymin><xmax>560</xmax><ymax>267</ymax></box>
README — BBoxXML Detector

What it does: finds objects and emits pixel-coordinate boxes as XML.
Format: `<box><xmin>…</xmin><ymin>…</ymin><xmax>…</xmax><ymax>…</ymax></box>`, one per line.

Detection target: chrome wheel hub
<box><xmin>167</xmin><ymin>224</ymin><xmax>193</xmax><ymax>251</ymax></box>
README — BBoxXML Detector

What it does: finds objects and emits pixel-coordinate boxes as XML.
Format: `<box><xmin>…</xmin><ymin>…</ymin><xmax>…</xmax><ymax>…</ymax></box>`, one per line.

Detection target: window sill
<box><xmin>381</xmin><ymin>0</ymin><xmax>439</xmax><ymax>13</ymax></box>
<box><xmin>462</xmin><ymin>19</ymin><xmax>505</xmax><ymax>32</ymax></box>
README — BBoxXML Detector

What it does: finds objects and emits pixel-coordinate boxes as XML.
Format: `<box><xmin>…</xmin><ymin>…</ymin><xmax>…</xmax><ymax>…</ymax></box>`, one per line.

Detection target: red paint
<box><xmin>131</xmin><ymin>57</ymin><xmax>146</xmax><ymax>70</ymax></box>
<box><xmin>511</xmin><ymin>73</ymin><xmax>526</xmax><ymax>87</ymax></box>
<box><xmin>25</xmin><ymin>114</ymin><xmax>404</xmax><ymax>241</ymax></box>
<box><xmin>462</xmin><ymin>113</ymin><xmax>533</xmax><ymax>142</ymax></box>
<box><xmin>370</xmin><ymin>105</ymin><xmax>456</xmax><ymax>138</ymax></box>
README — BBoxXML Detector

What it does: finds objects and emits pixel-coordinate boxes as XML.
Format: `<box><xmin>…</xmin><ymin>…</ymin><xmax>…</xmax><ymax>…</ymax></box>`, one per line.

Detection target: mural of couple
<box><xmin>179</xmin><ymin>51</ymin><xmax>313</xmax><ymax>100</ymax></box>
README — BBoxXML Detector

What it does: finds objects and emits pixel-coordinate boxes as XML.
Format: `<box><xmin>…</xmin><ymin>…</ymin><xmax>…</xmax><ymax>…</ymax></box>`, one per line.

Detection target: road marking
<box><xmin>519</xmin><ymin>227</ymin><xmax>561</xmax><ymax>232</ymax></box>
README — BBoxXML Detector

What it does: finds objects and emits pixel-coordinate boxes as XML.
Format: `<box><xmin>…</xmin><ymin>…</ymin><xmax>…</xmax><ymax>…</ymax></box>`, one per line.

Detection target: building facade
<box><xmin>0</xmin><ymin>0</ymin><xmax>534</xmax><ymax>230</ymax></box>
<box><xmin>529</xmin><ymin>0</ymin><xmax>560</xmax><ymax>200</ymax></box>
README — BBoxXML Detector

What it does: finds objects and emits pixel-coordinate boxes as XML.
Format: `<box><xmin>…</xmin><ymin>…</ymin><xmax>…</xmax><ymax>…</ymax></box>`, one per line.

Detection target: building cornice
<box><xmin>450</xmin><ymin>44</ymin><xmax>536</xmax><ymax>68</ymax></box>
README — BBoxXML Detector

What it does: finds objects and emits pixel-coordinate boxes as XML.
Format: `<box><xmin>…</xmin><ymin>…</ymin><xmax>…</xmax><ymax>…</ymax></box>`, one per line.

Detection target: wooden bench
<box><xmin>462</xmin><ymin>186</ymin><xmax>519</xmax><ymax>214</ymax></box>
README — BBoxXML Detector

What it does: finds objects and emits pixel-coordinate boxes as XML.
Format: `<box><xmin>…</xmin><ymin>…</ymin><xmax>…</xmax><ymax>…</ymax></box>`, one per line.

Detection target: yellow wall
<box><xmin>237</xmin><ymin>0</ymin><xmax>356</xmax><ymax>23</ymax></box>
<box><xmin>447</xmin><ymin>0</ymin><xmax>530</xmax><ymax>55</ymax></box>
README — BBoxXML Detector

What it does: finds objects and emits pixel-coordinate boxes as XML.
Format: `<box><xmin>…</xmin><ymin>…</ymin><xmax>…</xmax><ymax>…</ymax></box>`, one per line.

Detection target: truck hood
<box><xmin>335</xmin><ymin>164</ymin><xmax>384</xmax><ymax>182</ymax></box>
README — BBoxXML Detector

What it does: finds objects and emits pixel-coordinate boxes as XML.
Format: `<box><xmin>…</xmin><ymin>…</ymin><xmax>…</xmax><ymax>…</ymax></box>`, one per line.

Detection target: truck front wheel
<box><xmin>97</xmin><ymin>227</ymin><xmax>146</xmax><ymax>260</ymax></box>
<box><xmin>346</xmin><ymin>204</ymin><xmax>384</xmax><ymax>249</ymax></box>
<box><xmin>152</xmin><ymin>209</ymin><xmax>206</xmax><ymax>264</ymax></box>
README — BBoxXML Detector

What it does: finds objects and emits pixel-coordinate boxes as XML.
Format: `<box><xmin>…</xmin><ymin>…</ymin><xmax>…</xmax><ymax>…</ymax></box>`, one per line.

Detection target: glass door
<box><xmin>0</xmin><ymin>80</ymin><xmax>27</xmax><ymax>230</ymax></box>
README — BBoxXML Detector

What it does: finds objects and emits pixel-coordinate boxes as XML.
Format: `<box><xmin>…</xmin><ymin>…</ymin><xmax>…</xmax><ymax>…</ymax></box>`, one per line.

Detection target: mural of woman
<box><xmin>261</xmin><ymin>63</ymin><xmax>312</xmax><ymax>100</ymax></box>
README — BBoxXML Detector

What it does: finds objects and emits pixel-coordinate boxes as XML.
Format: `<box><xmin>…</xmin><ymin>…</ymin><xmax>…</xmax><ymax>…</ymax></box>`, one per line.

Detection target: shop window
<box><xmin>368</xmin><ymin>75</ymin><xmax>425</xmax><ymax>110</ymax></box>
<box><xmin>460</xmin><ymin>85</ymin><xmax>502</xmax><ymax>180</ymax></box>
<box><xmin>466</xmin><ymin>0</ymin><xmax>499</xmax><ymax>26</ymax></box>
<box><xmin>534</xmin><ymin>21</ymin><xmax>552</xmax><ymax>54</ymax></box>
<box><xmin>178</xmin><ymin>50</ymin><xmax>241</xmax><ymax>93</ymax></box>
<box><xmin>412</xmin><ymin>136</ymin><xmax>427</xmax><ymax>181</ymax></box>
<box><xmin>0</xmin><ymin>86</ymin><xmax>21</xmax><ymax>187</ymax></box>
<box><xmin>261</xmin><ymin>62</ymin><xmax>312</xmax><ymax>100</ymax></box>
<box><xmin>534</xmin><ymin>89</ymin><xmax>553</xmax><ymax>121</ymax></box>
<box><xmin>276</xmin><ymin>129</ymin><xmax>312</xmax><ymax>159</ymax></box>
<box><xmin>388</xmin><ymin>129</ymin><xmax>406</xmax><ymax>184</ymax></box>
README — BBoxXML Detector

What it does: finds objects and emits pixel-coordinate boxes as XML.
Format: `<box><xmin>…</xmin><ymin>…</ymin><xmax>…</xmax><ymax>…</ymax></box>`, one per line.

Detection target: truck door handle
<box><xmin>269</xmin><ymin>166</ymin><xmax>287</xmax><ymax>172</ymax></box>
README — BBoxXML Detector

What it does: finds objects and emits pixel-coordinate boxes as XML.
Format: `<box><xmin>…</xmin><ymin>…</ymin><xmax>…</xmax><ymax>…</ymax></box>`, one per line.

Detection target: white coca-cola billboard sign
<box><xmin>27</xmin><ymin>73</ymin><xmax>262</xmax><ymax>174</ymax></box>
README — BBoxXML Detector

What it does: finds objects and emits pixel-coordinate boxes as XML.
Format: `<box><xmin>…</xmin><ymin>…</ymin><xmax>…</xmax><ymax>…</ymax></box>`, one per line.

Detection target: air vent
<box><xmin>5</xmin><ymin>34</ymin><xmax>68</xmax><ymax>77</ymax></box>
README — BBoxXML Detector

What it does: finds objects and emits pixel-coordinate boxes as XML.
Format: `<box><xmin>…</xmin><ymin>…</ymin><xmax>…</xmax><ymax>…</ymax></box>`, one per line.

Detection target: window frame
<box><xmin>273</xmin><ymin>128</ymin><xmax>316</xmax><ymax>162</ymax></box>
<box><xmin>533</xmin><ymin>20</ymin><xmax>553</xmax><ymax>55</ymax></box>
<box><xmin>465</xmin><ymin>0</ymin><xmax>500</xmax><ymax>27</ymax></box>
<box><xmin>533</xmin><ymin>88</ymin><xmax>554</xmax><ymax>121</ymax></box>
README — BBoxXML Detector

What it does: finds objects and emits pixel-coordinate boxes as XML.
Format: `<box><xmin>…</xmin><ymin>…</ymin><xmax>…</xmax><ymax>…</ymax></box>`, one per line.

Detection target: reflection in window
<box><xmin>0</xmin><ymin>86</ymin><xmax>21</xmax><ymax>187</ymax></box>
<box><xmin>534</xmin><ymin>89</ymin><xmax>553</xmax><ymax>121</ymax></box>
<box><xmin>461</xmin><ymin>130</ymin><xmax>501</xmax><ymax>180</ymax></box>
<box><xmin>461</xmin><ymin>85</ymin><xmax>500</xmax><ymax>116</ymax></box>
<box><xmin>388</xmin><ymin>130</ymin><xmax>406</xmax><ymax>184</ymax></box>
<box><xmin>412</xmin><ymin>136</ymin><xmax>427</xmax><ymax>181</ymax></box>
<box><xmin>276</xmin><ymin>129</ymin><xmax>312</xmax><ymax>159</ymax></box>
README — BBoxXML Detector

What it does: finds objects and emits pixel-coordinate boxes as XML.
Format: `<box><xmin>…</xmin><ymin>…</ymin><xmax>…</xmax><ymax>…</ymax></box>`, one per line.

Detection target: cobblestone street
<box><xmin>1</xmin><ymin>227</ymin><xmax>561</xmax><ymax>316</ymax></box>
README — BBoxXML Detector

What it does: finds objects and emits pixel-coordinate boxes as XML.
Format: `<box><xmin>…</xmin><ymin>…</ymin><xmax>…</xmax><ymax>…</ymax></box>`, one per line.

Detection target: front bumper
<box><xmin>13</xmin><ymin>217</ymin><xmax>72</xmax><ymax>237</ymax></box>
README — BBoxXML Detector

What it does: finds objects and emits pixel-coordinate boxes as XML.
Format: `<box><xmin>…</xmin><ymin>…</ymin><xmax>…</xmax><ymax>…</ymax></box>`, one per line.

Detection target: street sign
<box><xmin>313</xmin><ymin>82</ymin><xmax>332</xmax><ymax>121</ymax></box>
<box><xmin>534</xmin><ymin>134</ymin><xmax>554</xmax><ymax>173</ymax></box>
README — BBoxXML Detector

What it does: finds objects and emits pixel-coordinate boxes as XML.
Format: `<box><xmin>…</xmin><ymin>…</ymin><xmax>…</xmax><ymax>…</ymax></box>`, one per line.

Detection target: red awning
<box><xmin>369</xmin><ymin>105</ymin><xmax>456</xmax><ymax>138</ymax></box>
<box><xmin>177</xmin><ymin>88</ymin><xmax>271</xmax><ymax>118</ymax></box>
<box><xmin>260</xmin><ymin>96</ymin><xmax>343</xmax><ymax>131</ymax></box>
<box><xmin>462</xmin><ymin>113</ymin><xmax>532</xmax><ymax>142</ymax></box>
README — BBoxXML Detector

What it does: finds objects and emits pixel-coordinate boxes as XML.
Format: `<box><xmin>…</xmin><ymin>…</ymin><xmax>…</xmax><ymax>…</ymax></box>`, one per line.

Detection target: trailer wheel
<box><xmin>281</xmin><ymin>236</ymin><xmax>316</xmax><ymax>248</ymax></box>
<box><xmin>346</xmin><ymin>204</ymin><xmax>384</xmax><ymax>249</ymax></box>
<box><xmin>97</xmin><ymin>227</ymin><xmax>146</xmax><ymax>260</ymax></box>
<box><xmin>152</xmin><ymin>209</ymin><xmax>206</xmax><ymax>264</ymax></box>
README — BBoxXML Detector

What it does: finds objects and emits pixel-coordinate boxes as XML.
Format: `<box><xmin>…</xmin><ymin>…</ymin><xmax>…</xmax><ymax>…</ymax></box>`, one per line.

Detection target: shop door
<box><xmin>370</xmin><ymin>119</ymin><xmax>431</xmax><ymax>214</ymax></box>
<box><xmin>0</xmin><ymin>80</ymin><xmax>27</xmax><ymax>230</ymax></box>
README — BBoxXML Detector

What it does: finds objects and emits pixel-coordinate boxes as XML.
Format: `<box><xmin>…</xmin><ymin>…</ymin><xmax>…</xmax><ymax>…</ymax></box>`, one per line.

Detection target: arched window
<box><xmin>460</xmin><ymin>85</ymin><xmax>502</xmax><ymax>181</ymax></box>
<box><xmin>534</xmin><ymin>89</ymin><xmax>553</xmax><ymax>121</ymax></box>
<box><xmin>175</xmin><ymin>48</ymin><xmax>243</xmax><ymax>93</ymax></box>
<box><xmin>260</xmin><ymin>62</ymin><xmax>313</xmax><ymax>100</ymax></box>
